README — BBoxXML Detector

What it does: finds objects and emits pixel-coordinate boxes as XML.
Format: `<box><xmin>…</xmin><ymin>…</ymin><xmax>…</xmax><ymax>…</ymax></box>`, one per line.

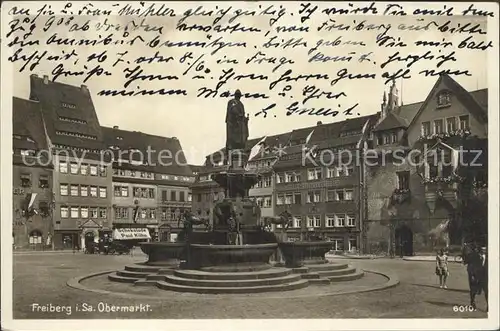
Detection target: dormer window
<box><xmin>391</xmin><ymin>132</ymin><xmax>397</xmax><ymax>143</ymax></box>
<box><xmin>437</xmin><ymin>91</ymin><xmax>451</xmax><ymax>108</ymax></box>
<box><xmin>61</xmin><ymin>102</ymin><xmax>76</xmax><ymax>109</ymax></box>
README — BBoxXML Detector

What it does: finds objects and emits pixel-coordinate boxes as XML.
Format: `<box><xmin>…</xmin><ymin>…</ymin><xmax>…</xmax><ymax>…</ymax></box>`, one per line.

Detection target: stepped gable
<box><xmin>101</xmin><ymin>126</ymin><xmax>193</xmax><ymax>178</ymax></box>
<box><xmin>29</xmin><ymin>74</ymin><xmax>105</xmax><ymax>152</ymax></box>
<box><xmin>12</xmin><ymin>97</ymin><xmax>51</xmax><ymax>166</ymax></box>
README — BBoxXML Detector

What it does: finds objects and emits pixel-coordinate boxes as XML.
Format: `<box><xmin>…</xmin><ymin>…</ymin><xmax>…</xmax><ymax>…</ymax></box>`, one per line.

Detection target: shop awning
<box><xmin>112</xmin><ymin>228</ymin><xmax>151</xmax><ymax>240</ymax></box>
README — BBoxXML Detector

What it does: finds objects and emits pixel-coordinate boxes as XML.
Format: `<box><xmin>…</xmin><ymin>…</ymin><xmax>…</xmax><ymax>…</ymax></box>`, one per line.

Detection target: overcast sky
<box><xmin>6</xmin><ymin>2</ymin><xmax>490</xmax><ymax>164</ymax></box>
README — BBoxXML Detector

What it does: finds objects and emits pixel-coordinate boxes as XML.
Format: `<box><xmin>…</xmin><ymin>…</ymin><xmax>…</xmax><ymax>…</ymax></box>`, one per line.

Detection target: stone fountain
<box><xmin>108</xmin><ymin>90</ymin><xmax>365</xmax><ymax>293</ymax></box>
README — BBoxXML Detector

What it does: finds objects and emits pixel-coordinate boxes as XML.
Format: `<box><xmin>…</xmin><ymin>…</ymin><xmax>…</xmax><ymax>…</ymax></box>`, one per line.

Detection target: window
<box><xmin>347</xmin><ymin>214</ymin><xmax>356</xmax><ymax>227</ymax></box>
<box><xmin>276</xmin><ymin>173</ymin><xmax>285</xmax><ymax>184</ymax></box>
<box><xmin>285</xmin><ymin>193</ymin><xmax>293</xmax><ymax>205</ymax></box>
<box><xmin>61</xmin><ymin>206</ymin><xmax>69</xmax><ymax>218</ymax></box>
<box><xmin>140</xmin><ymin>209</ymin><xmax>147</xmax><ymax>219</ymax></box>
<box><xmin>264</xmin><ymin>196</ymin><xmax>272</xmax><ymax>208</ymax></box>
<box><xmin>161</xmin><ymin>208</ymin><xmax>168</xmax><ymax>221</ymax></box>
<box><xmin>327</xmin><ymin>167</ymin><xmax>336</xmax><ymax>178</ymax></box>
<box><xmin>148</xmin><ymin>209</ymin><xmax>156</xmax><ymax>219</ymax></box>
<box><xmin>345</xmin><ymin>190</ymin><xmax>353</xmax><ymax>201</ymax></box>
<box><xmin>434</xmin><ymin>119</ymin><xmax>444</xmax><ymax>134</ymax></box>
<box><xmin>293</xmin><ymin>216</ymin><xmax>302</xmax><ymax>228</ymax></box>
<box><xmin>397</xmin><ymin>171</ymin><xmax>410</xmax><ymax>190</ymax></box>
<box><xmin>336</xmin><ymin>190</ymin><xmax>344</xmax><ymax>201</ymax></box>
<box><xmin>80</xmin><ymin>207</ymin><xmax>89</xmax><ymax>219</ymax></box>
<box><xmin>446</xmin><ymin>117</ymin><xmax>457</xmax><ymax>132</ymax></box>
<box><xmin>59</xmin><ymin>161</ymin><xmax>68</xmax><ymax>173</ymax></box>
<box><xmin>327</xmin><ymin>190</ymin><xmax>335</xmax><ymax>201</ymax></box>
<box><xmin>307</xmin><ymin>215</ymin><xmax>321</xmax><ymax>228</ymax></box>
<box><xmin>99</xmin><ymin>187</ymin><xmax>107</xmax><ymax>198</ymax></box>
<box><xmin>60</xmin><ymin>184</ymin><xmax>68</xmax><ymax>196</ymax></box>
<box><xmin>285</xmin><ymin>172</ymin><xmax>293</xmax><ymax>183</ymax></box>
<box><xmin>29</xmin><ymin>230</ymin><xmax>42</xmax><ymax>245</ymax></box>
<box><xmin>377</xmin><ymin>135</ymin><xmax>383</xmax><ymax>146</ymax></box>
<box><xmin>294</xmin><ymin>192</ymin><xmax>301</xmax><ymax>204</ymax></box>
<box><xmin>20</xmin><ymin>174</ymin><xmax>31</xmax><ymax>187</ymax></box>
<box><xmin>383</xmin><ymin>134</ymin><xmax>390</xmax><ymax>144</ymax></box>
<box><xmin>459</xmin><ymin>115</ymin><xmax>470</xmax><ymax>130</ymax></box>
<box><xmin>170</xmin><ymin>191</ymin><xmax>176</xmax><ymax>201</ymax></box>
<box><xmin>256</xmin><ymin>197</ymin><xmax>264</xmax><ymax>207</ymax></box>
<box><xmin>89</xmin><ymin>165</ymin><xmax>97</xmax><ymax>176</ymax></box>
<box><xmin>39</xmin><ymin>201</ymin><xmax>50</xmax><ymax>217</ymax></box>
<box><xmin>179</xmin><ymin>191</ymin><xmax>185</xmax><ymax>202</ymax></box>
<box><xmin>196</xmin><ymin>194</ymin><xmax>202</xmax><ymax>202</ymax></box>
<box><xmin>90</xmin><ymin>186</ymin><xmax>98</xmax><ymax>197</ymax></box>
<box><xmin>70</xmin><ymin>185</ymin><xmax>79</xmax><ymax>196</ymax></box>
<box><xmin>70</xmin><ymin>163</ymin><xmax>78</xmax><ymax>174</ymax></box>
<box><xmin>307</xmin><ymin>168</ymin><xmax>322</xmax><ymax>180</ymax></box>
<box><xmin>39</xmin><ymin>175</ymin><xmax>49</xmax><ymax>188</ymax></box>
<box><xmin>391</xmin><ymin>132</ymin><xmax>397</xmax><ymax>143</ymax></box>
<box><xmin>421</xmin><ymin>122</ymin><xmax>431</xmax><ymax>136</ymax></box>
<box><xmin>70</xmin><ymin>207</ymin><xmax>79</xmax><ymax>218</ymax></box>
<box><xmin>80</xmin><ymin>164</ymin><xmax>89</xmax><ymax>176</ymax></box>
<box><xmin>326</xmin><ymin>215</ymin><xmax>335</xmax><ymax>227</ymax></box>
<box><xmin>99</xmin><ymin>165</ymin><xmax>107</xmax><ymax>177</ymax></box>
<box><xmin>263</xmin><ymin>176</ymin><xmax>272</xmax><ymax>187</ymax></box>
<box><xmin>115</xmin><ymin>207</ymin><xmax>128</xmax><ymax>219</ymax></box>
<box><xmin>188</xmin><ymin>193</ymin><xmax>192</xmax><ymax>202</ymax></box>
<box><xmin>118</xmin><ymin>186</ymin><xmax>128</xmax><ymax>197</ymax></box>
<box><xmin>276</xmin><ymin>194</ymin><xmax>284</xmax><ymax>205</ymax></box>
<box><xmin>90</xmin><ymin>207</ymin><xmax>98</xmax><ymax>218</ymax></box>
<box><xmin>99</xmin><ymin>207</ymin><xmax>107</xmax><ymax>218</ymax></box>
<box><xmin>335</xmin><ymin>214</ymin><xmax>345</xmax><ymax>227</ymax></box>
<box><xmin>437</xmin><ymin>91</ymin><xmax>451</xmax><ymax>107</ymax></box>
<box><xmin>429</xmin><ymin>164</ymin><xmax>438</xmax><ymax>178</ymax></box>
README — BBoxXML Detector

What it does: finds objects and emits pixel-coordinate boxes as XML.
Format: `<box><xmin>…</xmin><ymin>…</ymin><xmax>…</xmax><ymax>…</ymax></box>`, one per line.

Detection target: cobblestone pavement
<box><xmin>12</xmin><ymin>251</ymin><xmax>488</xmax><ymax>319</ymax></box>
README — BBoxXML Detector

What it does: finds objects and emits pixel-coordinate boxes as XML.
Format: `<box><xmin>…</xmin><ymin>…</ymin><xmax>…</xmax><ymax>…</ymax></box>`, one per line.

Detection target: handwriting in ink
<box><xmin>123</xmin><ymin>65</ymin><xmax>179</xmax><ymax>88</ymax></box>
<box><xmin>302</xmin><ymin>85</ymin><xmax>347</xmax><ymax>105</ymax></box>
<box><xmin>245</xmin><ymin>51</ymin><xmax>295</xmax><ymax>73</ymax></box>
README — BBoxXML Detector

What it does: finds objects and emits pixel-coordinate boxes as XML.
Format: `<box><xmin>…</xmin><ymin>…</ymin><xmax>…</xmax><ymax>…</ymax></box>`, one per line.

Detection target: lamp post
<box><xmin>388</xmin><ymin>208</ymin><xmax>396</xmax><ymax>258</ymax></box>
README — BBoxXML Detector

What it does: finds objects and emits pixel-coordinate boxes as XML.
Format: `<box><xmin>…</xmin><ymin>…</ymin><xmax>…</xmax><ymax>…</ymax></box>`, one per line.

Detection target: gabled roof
<box><xmin>101</xmin><ymin>126</ymin><xmax>193</xmax><ymax>176</ymax></box>
<box><xmin>373</xmin><ymin>112</ymin><xmax>409</xmax><ymax>132</ymax></box>
<box><xmin>29</xmin><ymin>74</ymin><xmax>106</xmax><ymax>151</ymax></box>
<box><xmin>407</xmin><ymin>74</ymin><xmax>488</xmax><ymax>129</ymax></box>
<box><xmin>13</xmin><ymin>97</ymin><xmax>48</xmax><ymax>151</ymax></box>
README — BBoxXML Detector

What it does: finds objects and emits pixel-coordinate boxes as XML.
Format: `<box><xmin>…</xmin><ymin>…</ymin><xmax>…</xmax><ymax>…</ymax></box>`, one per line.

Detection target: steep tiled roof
<box><xmin>12</xmin><ymin>97</ymin><xmax>51</xmax><ymax>166</ymax></box>
<box><xmin>373</xmin><ymin>112</ymin><xmax>409</xmax><ymax>132</ymax></box>
<box><xmin>407</xmin><ymin>75</ymin><xmax>488</xmax><ymax>129</ymax></box>
<box><xmin>101</xmin><ymin>126</ymin><xmax>193</xmax><ymax>176</ymax></box>
<box><xmin>29</xmin><ymin>74</ymin><xmax>105</xmax><ymax>151</ymax></box>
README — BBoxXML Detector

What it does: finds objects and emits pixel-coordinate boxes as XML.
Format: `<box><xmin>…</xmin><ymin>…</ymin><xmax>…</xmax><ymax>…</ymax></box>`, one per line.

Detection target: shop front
<box><xmin>54</xmin><ymin>230</ymin><xmax>80</xmax><ymax>250</ymax></box>
<box><xmin>112</xmin><ymin>225</ymin><xmax>151</xmax><ymax>247</ymax></box>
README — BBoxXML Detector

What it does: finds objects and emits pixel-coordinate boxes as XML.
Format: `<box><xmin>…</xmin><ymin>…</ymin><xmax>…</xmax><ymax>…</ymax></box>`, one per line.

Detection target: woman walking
<box><xmin>436</xmin><ymin>248</ymin><xmax>449</xmax><ymax>289</ymax></box>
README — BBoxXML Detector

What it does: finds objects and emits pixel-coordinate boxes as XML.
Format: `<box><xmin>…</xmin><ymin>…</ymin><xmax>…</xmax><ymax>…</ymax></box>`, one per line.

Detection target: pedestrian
<box><xmin>436</xmin><ymin>248</ymin><xmax>449</xmax><ymax>289</ymax></box>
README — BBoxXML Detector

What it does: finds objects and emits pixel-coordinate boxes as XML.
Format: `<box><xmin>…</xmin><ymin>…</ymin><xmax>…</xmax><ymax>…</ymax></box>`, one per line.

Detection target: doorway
<box><xmin>395</xmin><ymin>225</ymin><xmax>413</xmax><ymax>256</ymax></box>
<box><xmin>84</xmin><ymin>231</ymin><xmax>95</xmax><ymax>249</ymax></box>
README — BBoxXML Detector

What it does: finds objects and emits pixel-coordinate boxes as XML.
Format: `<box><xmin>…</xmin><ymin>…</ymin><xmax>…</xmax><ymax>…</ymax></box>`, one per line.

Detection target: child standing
<box><xmin>436</xmin><ymin>248</ymin><xmax>449</xmax><ymax>288</ymax></box>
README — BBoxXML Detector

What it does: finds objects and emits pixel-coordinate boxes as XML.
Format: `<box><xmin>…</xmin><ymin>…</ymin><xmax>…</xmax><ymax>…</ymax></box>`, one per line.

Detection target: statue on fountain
<box><xmin>225</xmin><ymin>89</ymin><xmax>249</xmax><ymax>165</ymax></box>
<box><xmin>178</xmin><ymin>210</ymin><xmax>211</xmax><ymax>241</ymax></box>
<box><xmin>261</xmin><ymin>210</ymin><xmax>293</xmax><ymax>232</ymax></box>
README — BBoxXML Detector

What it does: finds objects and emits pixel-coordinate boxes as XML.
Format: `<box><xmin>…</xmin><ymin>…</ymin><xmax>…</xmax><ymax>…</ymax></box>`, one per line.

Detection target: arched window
<box><xmin>29</xmin><ymin>230</ymin><xmax>42</xmax><ymax>245</ymax></box>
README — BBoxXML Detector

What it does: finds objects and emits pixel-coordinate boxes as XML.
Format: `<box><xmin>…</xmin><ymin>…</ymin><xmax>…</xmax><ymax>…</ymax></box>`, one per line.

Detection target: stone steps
<box><xmin>307</xmin><ymin>263</ymin><xmax>349</xmax><ymax>271</ymax></box>
<box><xmin>156</xmin><ymin>279</ymin><xmax>309</xmax><ymax>294</ymax></box>
<box><xmin>145</xmin><ymin>274</ymin><xmax>168</xmax><ymax>281</ymax></box>
<box><xmin>300</xmin><ymin>272</ymin><xmax>321</xmax><ymax>279</ymax></box>
<box><xmin>316</xmin><ymin>266</ymin><xmax>357</xmax><ymax>277</ymax></box>
<box><xmin>108</xmin><ymin>272</ymin><xmax>139</xmax><ymax>283</ymax></box>
<box><xmin>117</xmin><ymin>270</ymin><xmax>151</xmax><ymax>278</ymax></box>
<box><xmin>124</xmin><ymin>264</ymin><xmax>161</xmax><ymax>273</ymax></box>
<box><xmin>164</xmin><ymin>273</ymin><xmax>302</xmax><ymax>288</ymax></box>
<box><xmin>174</xmin><ymin>268</ymin><xmax>292</xmax><ymax>280</ymax></box>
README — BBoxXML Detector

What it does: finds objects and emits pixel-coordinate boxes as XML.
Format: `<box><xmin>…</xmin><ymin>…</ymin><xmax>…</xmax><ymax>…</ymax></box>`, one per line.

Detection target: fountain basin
<box><xmin>278</xmin><ymin>242</ymin><xmax>334</xmax><ymax>268</ymax></box>
<box><xmin>139</xmin><ymin>242</ymin><xmax>185</xmax><ymax>266</ymax></box>
<box><xmin>189</xmin><ymin>243</ymin><xmax>278</xmax><ymax>271</ymax></box>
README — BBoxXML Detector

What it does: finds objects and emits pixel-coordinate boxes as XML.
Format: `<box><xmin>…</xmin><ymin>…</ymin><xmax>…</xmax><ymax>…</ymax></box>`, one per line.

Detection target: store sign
<box><xmin>113</xmin><ymin>228</ymin><xmax>151</xmax><ymax>240</ymax></box>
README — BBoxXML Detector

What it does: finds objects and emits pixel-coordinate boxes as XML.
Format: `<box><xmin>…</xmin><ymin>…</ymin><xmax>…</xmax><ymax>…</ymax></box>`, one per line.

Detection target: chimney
<box><xmin>113</xmin><ymin>125</ymin><xmax>119</xmax><ymax>129</ymax></box>
<box><xmin>43</xmin><ymin>75</ymin><xmax>49</xmax><ymax>84</ymax></box>
<box><xmin>317</xmin><ymin>121</ymin><xmax>322</xmax><ymax>126</ymax></box>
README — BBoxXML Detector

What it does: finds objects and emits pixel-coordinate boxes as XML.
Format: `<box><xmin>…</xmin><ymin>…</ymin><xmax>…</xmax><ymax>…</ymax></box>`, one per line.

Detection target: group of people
<box><xmin>435</xmin><ymin>242</ymin><xmax>488</xmax><ymax>310</ymax></box>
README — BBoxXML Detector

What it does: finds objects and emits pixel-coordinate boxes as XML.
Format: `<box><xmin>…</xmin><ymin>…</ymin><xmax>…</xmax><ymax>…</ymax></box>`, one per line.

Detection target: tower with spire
<box><xmin>380</xmin><ymin>79</ymin><xmax>399</xmax><ymax>120</ymax></box>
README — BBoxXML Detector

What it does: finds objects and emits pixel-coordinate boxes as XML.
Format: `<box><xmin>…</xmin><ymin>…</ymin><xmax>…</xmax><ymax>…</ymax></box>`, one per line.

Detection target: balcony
<box><xmin>416</xmin><ymin>129</ymin><xmax>471</xmax><ymax>146</ymax></box>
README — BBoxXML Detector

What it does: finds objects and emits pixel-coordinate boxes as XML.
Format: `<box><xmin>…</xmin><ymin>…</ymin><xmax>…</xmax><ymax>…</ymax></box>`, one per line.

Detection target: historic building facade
<box><xmin>12</xmin><ymin>74</ymin><xmax>193</xmax><ymax>249</ymax></box>
<box><xmin>365</xmin><ymin>76</ymin><xmax>488</xmax><ymax>255</ymax></box>
<box><xmin>12</xmin><ymin>97</ymin><xmax>54</xmax><ymax>249</ymax></box>
<box><xmin>102</xmin><ymin>126</ymin><xmax>194</xmax><ymax>243</ymax></box>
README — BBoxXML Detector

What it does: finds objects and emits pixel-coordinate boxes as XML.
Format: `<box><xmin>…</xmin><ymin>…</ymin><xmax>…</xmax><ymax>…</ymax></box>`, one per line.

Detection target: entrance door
<box><xmin>395</xmin><ymin>225</ymin><xmax>413</xmax><ymax>256</ymax></box>
<box><xmin>84</xmin><ymin>232</ymin><xmax>95</xmax><ymax>249</ymax></box>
